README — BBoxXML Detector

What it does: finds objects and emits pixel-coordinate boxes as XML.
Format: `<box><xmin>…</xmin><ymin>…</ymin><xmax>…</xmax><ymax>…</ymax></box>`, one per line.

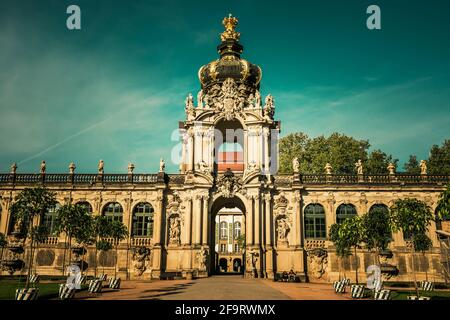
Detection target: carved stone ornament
<box><xmin>185</xmin><ymin>93</ymin><xmax>196</xmax><ymax>120</ymax></box>
<box><xmin>196</xmin><ymin>246</ymin><xmax>209</xmax><ymax>270</ymax></box>
<box><xmin>273</xmin><ymin>192</ymin><xmax>289</xmax><ymax>211</ymax></box>
<box><xmin>207</xmin><ymin>78</ymin><xmax>250</xmax><ymax>121</ymax></box>
<box><xmin>215</xmin><ymin>170</ymin><xmax>243</xmax><ymax>198</ymax></box>
<box><xmin>132</xmin><ymin>246</ymin><xmax>151</xmax><ymax>276</ymax></box>
<box><xmin>166</xmin><ymin>191</ymin><xmax>182</xmax><ymax>212</ymax></box>
<box><xmin>276</xmin><ymin>217</ymin><xmax>290</xmax><ymax>245</ymax></box>
<box><xmin>306</xmin><ymin>248</ymin><xmax>328</xmax><ymax>279</ymax></box>
<box><xmin>168</xmin><ymin>215</ymin><xmax>181</xmax><ymax>246</ymax></box>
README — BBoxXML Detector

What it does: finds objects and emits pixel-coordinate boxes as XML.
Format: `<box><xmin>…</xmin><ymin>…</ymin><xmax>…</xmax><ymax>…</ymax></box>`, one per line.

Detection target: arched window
<box><xmin>336</xmin><ymin>204</ymin><xmax>357</xmax><ymax>224</ymax></box>
<box><xmin>234</xmin><ymin>222</ymin><xmax>241</xmax><ymax>238</ymax></box>
<box><xmin>76</xmin><ymin>201</ymin><xmax>93</xmax><ymax>214</ymax></box>
<box><xmin>41</xmin><ymin>203</ymin><xmax>60</xmax><ymax>236</ymax></box>
<box><xmin>103</xmin><ymin>202</ymin><xmax>123</xmax><ymax>223</ymax></box>
<box><xmin>304</xmin><ymin>204</ymin><xmax>326</xmax><ymax>239</ymax></box>
<box><xmin>220</xmin><ymin>221</ymin><xmax>228</xmax><ymax>239</ymax></box>
<box><xmin>369</xmin><ymin>204</ymin><xmax>392</xmax><ymax>239</ymax></box>
<box><xmin>132</xmin><ymin>203</ymin><xmax>154</xmax><ymax>237</ymax></box>
<box><xmin>369</xmin><ymin>204</ymin><xmax>389</xmax><ymax>214</ymax></box>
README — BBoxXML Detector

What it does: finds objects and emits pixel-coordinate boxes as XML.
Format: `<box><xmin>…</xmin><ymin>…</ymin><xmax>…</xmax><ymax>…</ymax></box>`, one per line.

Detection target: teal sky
<box><xmin>0</xmin><ymin>0</ymin><xmax>449</xmax><ymax>173</ymax></box>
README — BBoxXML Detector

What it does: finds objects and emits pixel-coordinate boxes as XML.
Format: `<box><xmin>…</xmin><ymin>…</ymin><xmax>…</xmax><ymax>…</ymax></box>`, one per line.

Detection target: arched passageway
<box><xmin>210</xmin><ymin>196</ymin><xmax>246</xmax><ymax>275</ymax></box>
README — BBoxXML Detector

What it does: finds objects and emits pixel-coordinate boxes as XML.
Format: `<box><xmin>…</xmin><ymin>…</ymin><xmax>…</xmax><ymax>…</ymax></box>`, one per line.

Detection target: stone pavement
<box><xmin>79</xmin><ymin>275</ymin><xmax>351</xmax><ymax>300</ymax></box>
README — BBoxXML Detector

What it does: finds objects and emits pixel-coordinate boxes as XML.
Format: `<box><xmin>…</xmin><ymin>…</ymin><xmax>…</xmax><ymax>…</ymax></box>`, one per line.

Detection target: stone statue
<box><xmin>159</xmin><ymin>158</ymin><xmax>165</xmax><ymax>172</ymax></box>
<box><xmin>197</xmin><ymin>90</ymin><xmax>204</xmax><ymax>108</ymax></box>
<box><xmin>40</xmin><ymin>160</ymin><xmax>46</xmax><ymax>174</ymax></box>
<box><xmin>355</xmin><ymin>159</ymin><xmax>363</xmax><ymax>175</ymax></box>
<box><xmin>420</xmin><ymin>160</ymin><xmax>427</xmax><ymax>175</ymax></box>
<box><xmin>169</xmin><ymin>216</ymin><xmax>181</xmax><ymax>245</ymax></box>
<box><xmin>306</xmin><ymin>248</ymin><xmax>328</xmax><ymax>279</ymax></box>
<box><xmin>247</xmin><ymin>161</ymin><xmax>259</xmax><ymax>172</ymax></box>
<box><xmin>128</xmin><ymin>163</ymin><xmax>135</xmax><ymax>175</ymax></box>
<box><xmin>247</xmin><ymin>93</ymin><xmax>255</xmax><ymax>108</ymax></box>
<box><xmin>203</xmin><ymin>94</ymin><xmax>210</xmax><ymax>108</ymax></box>
<box><xmin>196</xmin><ymin>246</ymin><xmax>209</xmax><ymax>270</ymax></box>
<box><xmin>69</xmin><ymin>162</ymin><xmax>76</xmax><ymax>174</ymax></box>
<box><xmin>197</xmin><ymin>160</ymin><xmax>209</xmax><ymax>173</ymax></box>
<box><xmin>98</xmin><ymin>160</ymin><xmax>104</xmax><ymax>174</ymax></box>
<box><xmin>132</xmin><ymin>246</ymin><xmax>151</xmax><ymax>276</ymax></box>
<box><xmin>325</xmin><ymin>163</ymin><xmax>332</xmax><ymax>175</ymax></box>
<box><xmin>246</xmin><ymin>250</ymin><xmax>259</xmax><ymax>278</ymax></box>
<box><xmin>10</xmin><ymin>163</ymin><xmax>17</xmax><ymax>174</ymax></box>
<box><xmin>277</xmin><ymin>218</ymin><xmax>290</xmax><ymax>242</ymax></box>
<box><xmin>387</xmin><ymin>162</ymin><xmax>396</xmax><ymax>175</ymax></box>
<box><xmin>185</xmin><ymin>93</ymin><xmax>196</xmax><ymax>120</ymax></box>
<box><xmin>255</xmin><ymin>90</ymin><xmax>261</xmax><ymax>109</ymax></box>
<box><xmin>263</xmin><ymin>94</ymin><xmax>275</xmax><ymax>119</ymax></box>
<box><xmin>292</xmin><ymin>157</ymin><xmax>300</xmax><ymax>173</ymax></box>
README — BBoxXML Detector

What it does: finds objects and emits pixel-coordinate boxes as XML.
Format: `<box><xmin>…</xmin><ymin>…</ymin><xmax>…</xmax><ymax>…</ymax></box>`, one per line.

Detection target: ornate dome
<box><xmin>198</xmin><ymin>15</ymin><xmax>262</xmax><ymax>93</ymax></box>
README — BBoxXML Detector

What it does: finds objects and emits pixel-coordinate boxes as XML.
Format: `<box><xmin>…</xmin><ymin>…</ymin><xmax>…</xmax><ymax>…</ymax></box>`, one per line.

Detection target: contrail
<box><xmin>16</xmin><ymin>85</ymin><xmax>183</xmax><ymax>166</ymax></box>
<box><xmin>18</xmin><ymin>117</ymin><xmax>111</xmax><ymax>165</ymax></box>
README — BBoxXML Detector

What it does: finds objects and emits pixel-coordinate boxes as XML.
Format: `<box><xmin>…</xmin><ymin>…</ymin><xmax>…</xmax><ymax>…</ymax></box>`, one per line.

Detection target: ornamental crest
<box><xmin>273</xmin><ymin>192</ymin><xmax>289</xmax><ymax>211</ymax></box>
<box><xmin>208</xmin><ymin>78</ymin><xmax>246</xmax><ymax>120</ymax></box>
<box><xmin>215</xmin><ymin>169</ymin><xmax>243</xmax><ymax>198</ymax></box>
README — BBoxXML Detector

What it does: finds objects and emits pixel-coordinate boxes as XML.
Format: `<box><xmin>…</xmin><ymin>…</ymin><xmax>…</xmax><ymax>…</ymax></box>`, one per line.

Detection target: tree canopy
<box><xmin>279</xmin><ymin>131</ymin><xmax>448</xmax><ymax>175</ymax></box>
<box><xmin>279</xmin><ymin>132</ymin><xmax>396</xmax><ymax>174</ymax></box>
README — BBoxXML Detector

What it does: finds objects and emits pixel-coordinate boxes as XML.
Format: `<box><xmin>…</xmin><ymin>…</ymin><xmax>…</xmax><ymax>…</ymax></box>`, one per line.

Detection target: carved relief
<box><xmin>307</xmin><ymin>248</ymin><xmax>328</xmax><ymax>279</ymax></box>
<box><xmin>168</xmin><ymin>215</ymin><xmax>181</xmax><ymax>246</ymax></box>
<box><xmin>196</xmin><ymin>246</ymin><xmax>209</xmax><ymax>270</ymax></box>
<box><xmin>215</xmin><ymin>170</ymin><xmax>243</xmax><ymax>198</ymax></box>
<box><xmin>132</xmin><ymin>246</ymin><xmax>151</xmax><ymax>276</ymax></box>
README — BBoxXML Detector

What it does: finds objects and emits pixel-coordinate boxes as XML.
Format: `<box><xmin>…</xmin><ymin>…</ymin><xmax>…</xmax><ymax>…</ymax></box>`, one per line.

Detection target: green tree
<box><xmin>362</xmin><ymin>207</ymin><xmax>392</xmax><ymax>266</ymax></box>
<box><xmin>342</xmin><ymin>216</ymin><xmax>364</xmax><ymax>283</ymax></box>
<box><xmin>92</xmin><ymin>215</ymin><xmax>113</xmax><ymax>277</ymax></box>
<box><xmin>389</xmin><ymin>198</ymin><xmax>434</xmax><ymax>297</ymax></box>
<box><xmin>54</xmin><ymin>203</ymin><xmax>92</xmax><ymax>275</ymax></box>
<box><xmin>0</xmin><ymin>233</ymin><xmax>7</xmax><ymax>264</ymax></box>
<box><xmin>9</xmin><ymin>187</ymin><xmax>57</xmax><ymax>289</ymax></box>
<box><xmin>109</xmin><ymin>220</ymin><xmax>128</xmax><ymax>278</ymax></box>
<box><xmin>278</xmin><ymin>132</ymin><xmax>309</xmax><ymax>173</ymax></box>
<box><xmin>279</xmin><ymin>132</ymin><xmax>370</xmax><ymax>174</ymax></box>
<box><xmin>329</xmin><ymin>223</ymin><xmax>351</xmax><ymax>280</ymax></box>
<box><xmin>366</xmin><ymin>149</ymin><xmax>398</xmax><ymax>174</ymax></box>
<box><xmin>403</xmin><ymin>155</ymin><xmax>420</xmax><ymax>174</ymax></box>
<box><xmin>428</xmin><ymin>140</ymin><xmax>450</xmax><ymax>175</ymax></box>
<box><xmin>436</xmin><ymin>184</ymin><xmax>450</xmax><ymax>221</ymax></box>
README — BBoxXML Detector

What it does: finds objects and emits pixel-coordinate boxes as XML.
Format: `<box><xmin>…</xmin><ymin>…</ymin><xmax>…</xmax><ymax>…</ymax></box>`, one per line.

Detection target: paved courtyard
<box><xmin>79</xmin><ymin>276</ymin><xmax>351</xmax><ymax>300</ymax></box>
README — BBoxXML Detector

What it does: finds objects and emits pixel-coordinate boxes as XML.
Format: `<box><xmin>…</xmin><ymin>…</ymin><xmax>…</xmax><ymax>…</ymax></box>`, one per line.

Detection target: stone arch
<box><xmin>210</xmin><ymin>195</ymin><xmax>247</xmax><ymax>275</ymax></box>
<box><xmin>101</xmin><ymin>201</ymin><xmax>125</xmax><ymax>223</ymax></box>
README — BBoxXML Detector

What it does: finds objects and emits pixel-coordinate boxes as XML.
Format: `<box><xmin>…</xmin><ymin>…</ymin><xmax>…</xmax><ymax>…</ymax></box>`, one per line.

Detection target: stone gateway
<box><xmin>0</xmin><ymin>15</ymin><xmax>449</xmax><ymax>284</ymax></box>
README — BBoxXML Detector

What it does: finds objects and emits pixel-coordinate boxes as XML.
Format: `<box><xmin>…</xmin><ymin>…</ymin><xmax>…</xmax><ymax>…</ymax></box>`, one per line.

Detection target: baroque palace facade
<box><xmin>1</xmin><ymin>16</ymin><xmax>449</xmax><ymax>283</ymax></box>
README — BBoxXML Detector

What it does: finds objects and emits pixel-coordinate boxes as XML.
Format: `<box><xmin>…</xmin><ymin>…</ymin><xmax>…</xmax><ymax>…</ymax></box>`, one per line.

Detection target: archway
<box><xmin>210</xmin><ymin>196</ymin><xmax>246</xmax><ymax>275</ymax></box>
<box><xmin>214</xmin><ymin>119</ymin><xmax>245</xmax><ymax>173</ymax></box>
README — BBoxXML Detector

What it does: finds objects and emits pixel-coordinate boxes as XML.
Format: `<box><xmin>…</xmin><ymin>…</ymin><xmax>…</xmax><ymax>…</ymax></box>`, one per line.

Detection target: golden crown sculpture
<box><xmin>221</xmin><ymin>14</ymin><xmax>240</xmax><ymax>42</ymax></box>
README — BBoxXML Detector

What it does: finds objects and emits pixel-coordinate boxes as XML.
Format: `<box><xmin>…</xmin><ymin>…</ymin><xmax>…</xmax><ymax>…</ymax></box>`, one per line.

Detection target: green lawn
<box><xmin>390</xmin><ymin>290</ymin><xmax>450</xmax><ymax>300</ymax></box>
<box><xmin>0</xmin><ymin>278</ymin><xmax>89</xmax><ymax>300</ymax></box>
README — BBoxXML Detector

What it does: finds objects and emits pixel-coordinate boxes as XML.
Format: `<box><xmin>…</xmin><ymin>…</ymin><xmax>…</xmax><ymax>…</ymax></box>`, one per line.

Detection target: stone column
<box><xmin>254</xmin><ymin>195</ymin><xmax>261</xmax><ymax>246</ymax></box>
<box><xmin>181</xmin><ymin>134</ymin><xmax>187</xmax><ymax>173</ymax></box>
<box><xmin>246</xmin><ymin>196</ymin><xmax>254</xmax><ymax>246</ymax></box>
<box><xmin>153</xmin><ymin>191</ymin><xmax>164</xmax><ymax>245</ymax></box>
<box><xmin>194</xmin><ymin>194</ymin><xmax>202</xmax><ymax>245</ymax></box>
<box><xmin>244</xmin><ymin>130</ymin><xmax>248</xmax><ymax>171</ymax></box>
<box><xmin>183</xmin><ymin>195</ymin><xmax>192</xmax><ymax>245</ymax></box>
<box><xmin>293</xmin><ymin>191</ymin><xmax>302</xmax><ymax>247</ymax></box>
<box><xmin>188</xmin><ymin>132</ymin><xmax>194</xmax><ymax>172</ymax></box>
<box><xmin>202</xmin><ymin>195</ymin><xmax>209</xmax><ymax>245</ymax></box>
<box><xmin>264</xmin><ymin>194</ymin><xmax>274</xmax><ymax>278</ymax></box>
<box><xmin>263</xmin><ymin>128</ymin><xmax>270</xmax><ymax>174</ymax></box>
